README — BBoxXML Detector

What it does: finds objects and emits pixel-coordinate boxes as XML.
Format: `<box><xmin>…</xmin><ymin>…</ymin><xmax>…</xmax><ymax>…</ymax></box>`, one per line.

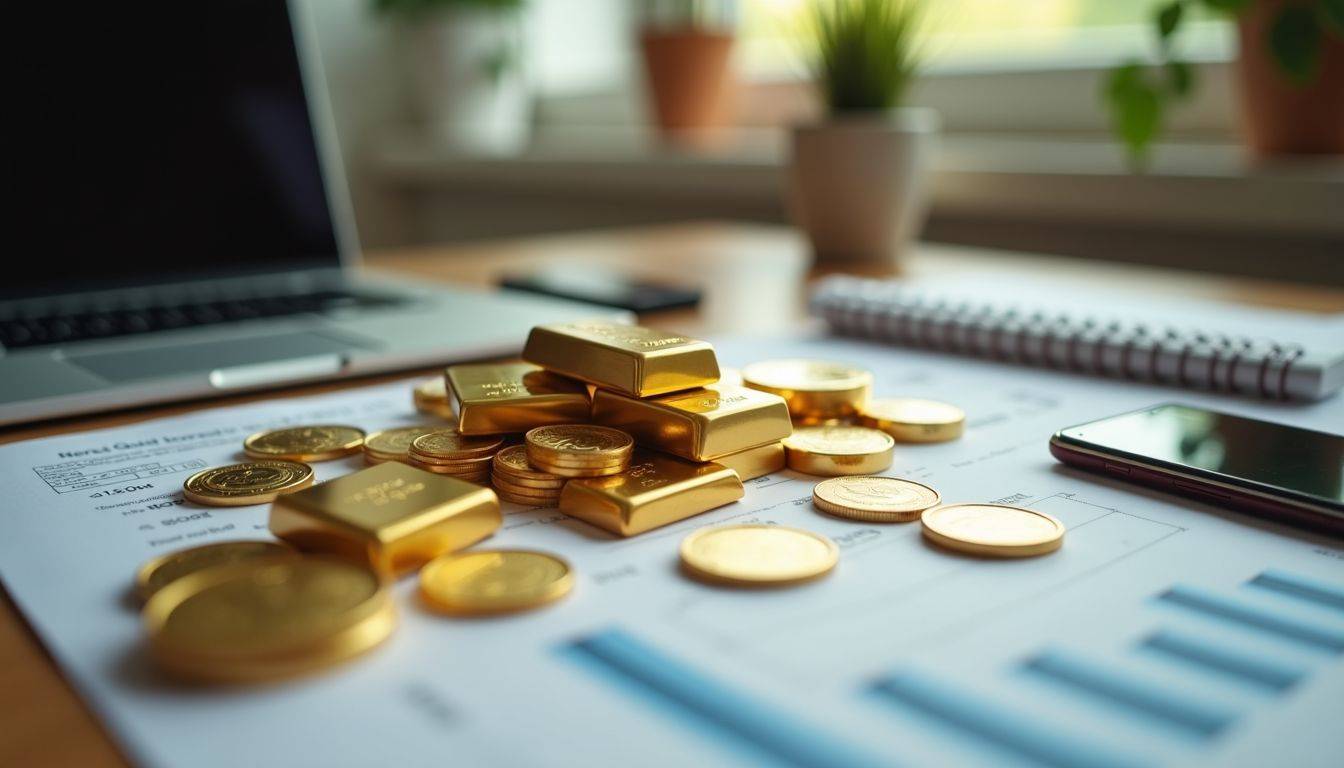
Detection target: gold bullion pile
<box><xmin>139</xmin><ymin>321</ymin><xmax>1063</xmax><ymax>684</ymax></box>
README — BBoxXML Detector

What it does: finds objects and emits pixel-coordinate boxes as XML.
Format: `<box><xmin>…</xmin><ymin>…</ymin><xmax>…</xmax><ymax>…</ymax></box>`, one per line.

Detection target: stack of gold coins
<box><xmin>525</xmin><ymin>424</ymin><xmax>634</xmax><ymax>478</ymax></box>
<box><xmin>491</xmin><ymin>445</ymin><xmax>566</xmax><ymax>506</ymax></box>
<box><xmin>741</xmin><ymin>359</ymin><xmax>872</xmax><ymax>420</ymax></box>
<box><xmin>362</xmin><ymin>425</ymin><xmax>438</xmax><ymax>465</ymax></box>
<box><xmin>407</xmin><ymin>428</ymin><xmax>504</xmax><ymax>483</ymax></box>
<box><xmin>413</xmin><ymin>377</ymin><xmax>454</xmax><ymax>419</ymax></box>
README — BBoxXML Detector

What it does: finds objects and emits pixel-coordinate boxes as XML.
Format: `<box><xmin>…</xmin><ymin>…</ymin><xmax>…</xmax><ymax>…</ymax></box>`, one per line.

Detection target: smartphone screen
<box><xmin>1057</xmin><ymin>404</ymin><xmax>1344</xmax><ymax>507</ymax></box>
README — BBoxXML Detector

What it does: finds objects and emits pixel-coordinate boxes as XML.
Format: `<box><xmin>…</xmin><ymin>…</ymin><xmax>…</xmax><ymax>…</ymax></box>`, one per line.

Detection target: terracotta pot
<box><xmin>1236</xmin><ymin>0</ymin><xmax>1344</xmax><ymax>155</ymax></box>
<box><xmin>789</xmin><ymin>109</ymin><xmax>939</xmax><ymax>269</ymax></box>
<box><xmin>639</xmin><ymin>28</ymin><xmax>734</xmax><ymax>147</ymax></box>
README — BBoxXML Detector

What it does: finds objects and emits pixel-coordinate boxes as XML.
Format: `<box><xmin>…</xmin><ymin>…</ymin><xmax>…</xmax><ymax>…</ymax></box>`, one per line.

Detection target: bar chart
<box><xmin>865</xmin><ymin>568</ymin><xmax>1344</xmax><ymax>767</ymax></box>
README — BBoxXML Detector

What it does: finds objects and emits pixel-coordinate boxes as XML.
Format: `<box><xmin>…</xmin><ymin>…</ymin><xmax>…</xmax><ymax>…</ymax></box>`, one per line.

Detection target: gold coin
<box><xmin>406</xmin><ymin>453</ymin><xmax>494</xmax><ymax>470</ymax></box>
<box><xmin>525</xmin><ymin>424</ymin><xmax>633</xmax><ymax>461</ymax></box>
<box><xmin>860</xmin><ymin>398</ymin><xmax>965</xmax><ymax>443</ymax></box>
<box><xmin>143</xmin><ymin>557</ymin><xmax>395</xmax><ymax>683</ymax></box>
<box><xmin>182</xmin><ymin>461</ymin><xmax>315</xmax><ymax>506</ymax></box>
<box><xmin>243</xmin><ymin>425</ymin><xmax>365</xmax><ymax>462</ymax></box>
<box><xmin>496</xmin><ymin>490</ymin><xmax>561</xmax><ymax>506</ymax></box>
<box><xmin>812</xmin><ymin>476</ymin><xmax>941</xmax><ymax>523</ymax></box>
<box><xmin>364</xmin><ymin>425</ymin><xmax>438</xmax><ymax>461</ymax></box>
<box><xmin>680</xmin><ymin>525</ymin><xmax>839</xmax><ymax>587</ymax></box>
<box><xmin>413</xmin><ymin>377</ymin><xmax>453</xmax><ymax>417</ymax></box>
<box><xmin>491</xmin><ymin>471</ymin><xmax>565</xmax><ymax>490</ymax></box>
<box><xmin>782</xmin><ymin>426</ymin><xmax>895</xmax><ymax>476</ymax></box>
<box><xmin>528</xmin><ymin>459</ymin><xmax>628</xmax><ymax>478</ymax></box>
<box><xmin>793</xmin><ymin>415</ymin><xmax>856</xmax><ymax>427</ymax></box>
<box><xmin>410</xmin><ymin>428</ymin><xmax>503</xmax><ymax>459</ymax></box>
<box><xmin>741</xmin><ymin>359</ymin><xmax>872</xmax><ymax>418</ymax></box>
<box><xmin>134</xmin><ymin>541</ymin><xmax>296</xmax><ymax>603</ymax></box>
<box><xmin>492</xmin><ymin>475</ymin><xmax>564</xmax><ymax>496</ymax></box>
<box><xmin>493</xmin><ymin>446</ymin><xmax>566</xmax><ymax>484</ymax></box>
<box><xmin>420</xmin><ymin>549</ymin><xmax>573</xmax><ymax>615</ymax></box>
<box><xmin>921</xmin><ymin>503</ymin><xmax>1065</xmax><ymax>557</ymax></box>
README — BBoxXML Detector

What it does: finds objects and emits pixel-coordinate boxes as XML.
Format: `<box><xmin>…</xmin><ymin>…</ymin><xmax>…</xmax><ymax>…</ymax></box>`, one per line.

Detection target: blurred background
<box><xmin>312</xmin><ymin>0</ymin><xmax>1342</xmax><ymax>284</ymax></box>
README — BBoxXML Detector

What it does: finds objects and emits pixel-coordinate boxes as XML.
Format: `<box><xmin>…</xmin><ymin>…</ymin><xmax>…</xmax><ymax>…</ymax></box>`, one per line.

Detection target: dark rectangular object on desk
<box><xmin>501</xmin><ymin>271</ymin><xmax>700</xmax><ymax>313</ymax></box>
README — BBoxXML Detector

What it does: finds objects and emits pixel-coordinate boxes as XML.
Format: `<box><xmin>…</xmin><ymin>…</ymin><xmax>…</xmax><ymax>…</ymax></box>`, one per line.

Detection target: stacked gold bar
<box><xmin>446</xmin><ymin>362</ymin><xmax>590</xmax><ymax>435</ymax></box>
<box><xmin>523</xmin><ymin>321</ymin><xmax>720</xmax><ymax>397</ymax></box>
<box><xmin>559</xmin><ymin>450</ymin><xmax>744</xmax><ymax>537</ymax></box>
<box><xmin>515</xmin><ymin>321</ymin><xmax>795</xmax><ymax>536</ymax></box>
<box><xmin>590</xmin><ymin>382</ymin><xmax>790</xmax><ymax>479</ymax></box>
<box><xmin>269</xmin><ymin>461</ymin><xmax>501</xmax><ymax>578</ymax></box>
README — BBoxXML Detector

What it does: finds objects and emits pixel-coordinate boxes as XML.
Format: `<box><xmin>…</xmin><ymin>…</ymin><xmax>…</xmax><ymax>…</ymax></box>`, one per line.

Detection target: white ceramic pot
<box><xmin>402</xmin><ymin>8</ymin><xmax>529</xmax><ymax>156</ymax></box>
<box><xmin>789</xmin><ymin>108</ymin><xmax>938</xmax><ymax>268</ymax></box>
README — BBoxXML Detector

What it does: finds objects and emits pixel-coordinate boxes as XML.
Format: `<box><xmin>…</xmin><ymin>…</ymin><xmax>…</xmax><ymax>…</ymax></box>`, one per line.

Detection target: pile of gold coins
<box><xmin>137</xmin><ymin>319</ymin><xmax>1063</xmax><ymax>685</ymax></box>
<box><xmin>407</xmin><ymin>430</ymin><xmax>502</xmax><ymax>483</ymax></box>
<box><xmin>491</xmin><ymin>445</ymin><xmax>566</xmax><ymax>506</ymax></box>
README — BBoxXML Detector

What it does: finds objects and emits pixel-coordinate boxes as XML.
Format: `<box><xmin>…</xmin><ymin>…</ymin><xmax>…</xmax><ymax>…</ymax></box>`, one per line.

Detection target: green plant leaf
<box><xmin>1104</xmin><ymin>63</ymin><xmax>1164</xmax><ymax>164</ymax></box>
<box><xmin>808</xmin><ymin>0</ymin><xmax>922</xmax><ymax>113</ymax></box>
<box><xmin>1156</xmin><ymin>2</ymin><xmax>1184</xmax><ymax>44</ymax></box>
<box><xmin>1322</xmin><ymin>0</ymin><xmax>1344</xmax><ymax>33</ymax></box>
<box><xmin>1166</xmin><ymin>59</ymin><xmax>1195</xmax><ymax>96</ymax></box>
<box><xmin>1268</xmin><ymin>5</ymin><xmax>1322</xmax><ymax>84</ymax></box>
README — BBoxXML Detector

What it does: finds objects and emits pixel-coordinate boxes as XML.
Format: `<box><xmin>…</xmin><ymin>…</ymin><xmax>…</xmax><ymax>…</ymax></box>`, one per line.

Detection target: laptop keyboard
<box><xmin>1</xmin><ymin>289</ymin><xmax>404</xmax><ymax>350</ymax></box>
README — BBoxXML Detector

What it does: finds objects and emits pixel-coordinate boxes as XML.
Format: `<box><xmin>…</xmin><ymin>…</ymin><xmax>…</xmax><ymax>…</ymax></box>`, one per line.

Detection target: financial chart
<box><xmin>0</xmin><ymin>336</ymin><xmax>1339</xmax><ymax>768</ymax></box>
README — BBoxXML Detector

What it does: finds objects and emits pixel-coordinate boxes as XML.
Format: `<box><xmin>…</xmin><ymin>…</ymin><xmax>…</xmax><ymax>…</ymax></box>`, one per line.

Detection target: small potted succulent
<box><xmin>638</xmin><ymin>0</ymin><xmax>738</xmax><ymax>147</ymax></box>
<box><xmin>374</xmin><ymin>0</ymin><xmax>530</xmax><ymax>155</ymax></box>
<box><xmin>1105</xmin><ymin>0</ymin><xmax>1344</xmax><ymax>161</ymax></box>
<box><xmin>790</xmin><ymin>0</ymin><xmax>935</xmax><ymax>267</ymax></box>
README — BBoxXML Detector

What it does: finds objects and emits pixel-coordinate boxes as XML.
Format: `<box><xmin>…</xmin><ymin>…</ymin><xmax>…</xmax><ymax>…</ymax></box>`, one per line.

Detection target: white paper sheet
<box><xmin>1</xmin><ymin>336</ymin><xmax>1341</xmax><ymax>768</ymax></box>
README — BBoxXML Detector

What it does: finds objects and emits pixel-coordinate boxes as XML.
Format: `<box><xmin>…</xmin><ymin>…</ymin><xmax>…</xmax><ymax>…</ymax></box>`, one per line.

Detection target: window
<box><xmin>738</xmin><ymin>0</ymin><xmax>1231</xmax><ymax>77</ymax></box>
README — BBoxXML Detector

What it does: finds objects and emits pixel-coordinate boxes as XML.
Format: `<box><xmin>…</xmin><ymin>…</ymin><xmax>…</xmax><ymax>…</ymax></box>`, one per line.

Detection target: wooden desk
<box><xmin>2</xmin><ymin>222</ymin><xmax>1341</xmax><ymax>767</ymax></box>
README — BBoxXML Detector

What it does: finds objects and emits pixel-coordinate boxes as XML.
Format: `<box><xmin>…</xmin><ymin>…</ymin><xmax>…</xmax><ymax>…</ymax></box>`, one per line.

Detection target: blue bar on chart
<box><xmin>1020</xmin><ymin>649</ymin><xmax>1240</xmax><ymax>739</ymax></box>
<box><xmin>867</xmin><ymin>670</ymin><xmax>1149</xmax><ymax>768</ymax></box>
<box><xmin>1156</xmin><ymin>585</ymin><xmax>1344</xmax><ymax>654</ymax></box>
<box><xmin>1139</xmin><ymin>630</ymin><xmax>1307</xmax><ymax>694</ymax></box>
<box><xmin>562</xmin><ymin>628</ymin><xmax>890</xmax><ymax>768</ymax></box>
<box><xmin>1246</xmin><ymin>570</ymin><xmax>1344</xmax><ymax>613</ymax></box>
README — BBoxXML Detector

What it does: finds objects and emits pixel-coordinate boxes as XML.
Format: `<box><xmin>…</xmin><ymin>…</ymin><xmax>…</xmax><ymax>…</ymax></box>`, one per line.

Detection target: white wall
<box><xmin>302</xmin><ymin>0</ymin><xmax>631</xmax><ymax>250</ymax></box>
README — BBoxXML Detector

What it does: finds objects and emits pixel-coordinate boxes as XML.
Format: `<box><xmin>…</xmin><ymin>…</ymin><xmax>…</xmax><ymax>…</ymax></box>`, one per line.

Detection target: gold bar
<box><xmin>712</xmin><ymin>441</ymin><xmax>786</xmax><ymax>481</ymax></box>
<box><xmin>446</xmin><ymin>361</ymin><xmax>590</xmax><ymax>435</ymax></box>
<box><xmin>559</xmin><ymin>450</ymin><xmax>743</xmax><ymax>537</ymax></box>
<box><xmin>522</xmin><ymin>321</ymin><xmax>720</xmax><ymax>397</ymax></box>
<box><xmin>269</xmin><ymin>462</ymin><xmax>500</xmax><ymax>578</ymax></box>
<box><xmin>591</xmin><ymin>384</ymin><xmax>791</xmax><ymax>461</ymax></box>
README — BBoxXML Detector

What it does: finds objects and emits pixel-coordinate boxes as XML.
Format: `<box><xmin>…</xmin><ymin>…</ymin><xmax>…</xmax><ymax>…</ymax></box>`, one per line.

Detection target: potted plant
<box><xmin>638</xmin><ymin>0</ymin><xmax>737</xmax><ymax>147</ymax></box>
<box><xmin>374</xmin><ymin>0</ymin><xmax>530</xmax><ymax>155</ymax></box>
<box><xmin>790</xmin><ymin>0</ymin><xmax>935</xmax><ymax>268</ymax></box>
<box><xmin>1105</xmin><ymin>0</ymin><xmax>1344</xmax><ymax>161</ymax></box>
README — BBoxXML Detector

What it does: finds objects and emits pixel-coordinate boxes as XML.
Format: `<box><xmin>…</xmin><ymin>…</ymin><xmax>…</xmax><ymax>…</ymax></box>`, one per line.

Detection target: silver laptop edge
<box><xmin>0</xmin><ymin>1</ymin><xmax>621</xmax><ymax>428</ymax></box>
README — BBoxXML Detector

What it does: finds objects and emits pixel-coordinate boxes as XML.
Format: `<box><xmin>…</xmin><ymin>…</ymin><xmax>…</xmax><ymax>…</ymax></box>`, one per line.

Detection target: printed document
<box><xmin>0</xmin><ymin>336</ymin><xmax>1341</xmax><ymax>768</ymax></box>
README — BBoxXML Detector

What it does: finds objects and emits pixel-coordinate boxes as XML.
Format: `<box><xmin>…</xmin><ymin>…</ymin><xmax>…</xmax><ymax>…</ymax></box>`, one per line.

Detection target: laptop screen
<box><xmin>8</xmin><ymin>1</ymin><xmax>343</xmax><ymax>300</ymax></box>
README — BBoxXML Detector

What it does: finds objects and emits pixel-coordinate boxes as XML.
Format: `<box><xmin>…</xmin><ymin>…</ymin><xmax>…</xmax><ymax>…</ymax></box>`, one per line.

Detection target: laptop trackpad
<box><xmin>68</xmin><ymin>331</ymin><xmax>366</xmax><ymax>382</ymax></box>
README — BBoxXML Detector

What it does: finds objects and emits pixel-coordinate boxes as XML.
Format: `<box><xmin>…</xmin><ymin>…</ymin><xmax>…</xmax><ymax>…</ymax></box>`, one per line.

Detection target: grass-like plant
<box><xmin>809</xmin><ymin>0</ymin><xmax>923</xmax><ymax>113</ymax></box>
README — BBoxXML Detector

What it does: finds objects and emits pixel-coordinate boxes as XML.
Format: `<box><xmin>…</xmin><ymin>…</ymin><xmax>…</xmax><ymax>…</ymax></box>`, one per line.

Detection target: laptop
<box><xmin>0</xmin><ymin>1</ymin><xmax>609</xmax><ymax>428</ymax></box>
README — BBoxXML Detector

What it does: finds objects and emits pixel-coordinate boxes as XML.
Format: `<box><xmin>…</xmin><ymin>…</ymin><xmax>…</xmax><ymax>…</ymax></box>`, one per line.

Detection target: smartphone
<box><xmin>500</xmin><ymin>269</ymin><xmax>700</xmax><ymax>313</ymax></box>
<box><xmin>1050</xmin><ymin>403</ymin><xmax>1344</xmax><ymax>536</ymax></box>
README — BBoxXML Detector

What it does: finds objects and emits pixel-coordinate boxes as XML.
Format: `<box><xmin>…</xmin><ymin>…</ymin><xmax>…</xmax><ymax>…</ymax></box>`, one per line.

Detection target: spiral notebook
<box><xmin>810</xmin><ymin>274</ymin><xmax>1344</xmax><ymax>402</ymax></box>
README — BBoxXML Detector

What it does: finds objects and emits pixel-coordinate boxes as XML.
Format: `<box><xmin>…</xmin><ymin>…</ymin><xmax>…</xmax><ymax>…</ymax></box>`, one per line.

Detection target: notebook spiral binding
<box><xmin>809</xmin><ymin>275</ymin><xmax>1333</xmax><ymax>402</ymax></box>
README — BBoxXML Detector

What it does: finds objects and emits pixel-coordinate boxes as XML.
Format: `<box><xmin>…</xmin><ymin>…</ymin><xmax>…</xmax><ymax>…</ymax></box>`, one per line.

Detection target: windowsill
<box><xmin>369</xmin><ymin>126</ymin><xmax>1344</xmax><ymax>236</ymax></box>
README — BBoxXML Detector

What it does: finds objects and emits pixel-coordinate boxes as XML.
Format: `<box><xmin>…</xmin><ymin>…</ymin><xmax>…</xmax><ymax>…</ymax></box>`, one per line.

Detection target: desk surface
<box><xmin>3</xmin><ymin>222</ymin><xmax>1342</xmax><ymax>767</ymax></box>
